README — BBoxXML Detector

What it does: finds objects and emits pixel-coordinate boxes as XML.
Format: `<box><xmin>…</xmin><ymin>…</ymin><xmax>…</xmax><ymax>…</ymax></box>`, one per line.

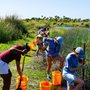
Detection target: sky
<box><xmin>0</xmin><ymin>0</ymin><xmax>90</xmax><ymax>19</ymax></box>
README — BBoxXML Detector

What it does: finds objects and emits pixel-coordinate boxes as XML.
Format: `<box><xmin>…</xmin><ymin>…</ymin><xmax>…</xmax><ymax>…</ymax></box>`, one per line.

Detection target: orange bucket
<box><xmin>40</xmin><ymin>81</ymin><xmax>51</xmax><ymax>90</ymax></box>
<box><xmin>16</xmin><ymin>75</ymin><xmax>28</xmax><ymax>90</ymax></box>
<box><xmin>33</xmin><ymin>39</ymin><xmax>37</xmax><ymax>46</ymax></box>
<box><xmin>52</xmin><ymin>71</ymin><xmax>62</xmax><ymax>85</ymax></box>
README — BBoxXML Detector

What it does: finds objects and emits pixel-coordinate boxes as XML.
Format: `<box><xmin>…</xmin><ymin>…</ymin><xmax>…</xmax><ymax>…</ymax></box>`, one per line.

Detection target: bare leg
<box><xmin>1</xmin><ymin>70</ymin><xmax>12</xmax><ymax>90</ymax></box>
<box><xmin>47</xmin><ymin>58</ymin><xmax>52</xmax><ymax>74</ymax></box>
<box><xmin>53</xmin><ymin>55</ymin><xmax>64</xmax><ymax>69</ymax></box>
<box><xmin>74</xmin><ymin>77</ymin><xmax>84</xmax><ymax>90</ymax></box>
<box><xmin>67</xmin><ymin>85</ymin><xmax>74</xmax><ymax>90</ymax></box>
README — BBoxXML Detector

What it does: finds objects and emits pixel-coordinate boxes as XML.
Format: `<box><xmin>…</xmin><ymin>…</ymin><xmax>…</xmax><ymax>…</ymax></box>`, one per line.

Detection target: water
<box><xmin>56</xmin><ymin>26</ymin><xmax>90</xmax><ymax>30</ymax></box>
<box><xmin>56</xmin><ymin>26</ymin><xmax>73</xmax><ymax>30</ymax></box>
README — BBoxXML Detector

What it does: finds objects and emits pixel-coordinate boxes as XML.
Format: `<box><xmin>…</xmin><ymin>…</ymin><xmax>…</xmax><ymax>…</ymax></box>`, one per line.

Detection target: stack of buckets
<box><xmin>40</xmin><ymin>71</ymin><xmax>62</xmax><ymax>90</ymax></box>
<box><xmin>16</xmin><ymin>75</ymin><xmax>28</xmax><ymax>90</ymax></box>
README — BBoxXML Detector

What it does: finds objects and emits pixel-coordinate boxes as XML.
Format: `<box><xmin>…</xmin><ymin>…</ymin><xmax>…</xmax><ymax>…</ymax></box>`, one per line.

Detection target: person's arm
<box><xmin>36</xmin><ymin>46</ymin><xmax>40</xmax><ymax>56</ymax></box>
<box><xmin>43</xmin><ymin>37</ymin><xmax>52</xmax><ymax>49</ymax></box>
<box><xmin>66</xmin><ymin>56</ymin><xmax>79</xmax><ymax>71</ymax></box>
<box><xmin>10</xmin><ymin>48</ymin><xmax>27</xmax><ymax>55</ymax></box>
<box><xmin>69</xmin><ymin>64</ymin><xmax>84</xmax><ymax>71</ymax></box>
<box><xmin>16</xmin><ymin>60</ymin><xmax>22</xmax><ymax>76</ymax></box>
<box><xmin>69</xmin><ymin>67</ymin><xmax>78</xmax><ymax>71</ymax></box>
<box><xmin>68</xmin><ymin>58</ymin><xmax>85</xmax><ymax>71</ymax></box>
<box><xmin>69</xmin><ymin>58</ymin><xmax>85</xmax><ymax>71</ymax></box>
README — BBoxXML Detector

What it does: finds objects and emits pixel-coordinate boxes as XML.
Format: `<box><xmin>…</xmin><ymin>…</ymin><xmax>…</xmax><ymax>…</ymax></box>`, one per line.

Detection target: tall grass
<box><xmin>50</xmin><ymin>27</ymin><xmax>90</xmax><ymax>84</ymax></box>
<box><xmin>50</xmin><ymin>27</ymin><xmax>90</xmax><ymax>58</ymax></box>
<box><xmin>5</xmin><ymin>15</ymin><xmax>28</xmax><ymax>34</ymax></box>
<box><xmin>0</xmin><ymin>15</ymin><xmax>28</xmax><ymax>43</ymax></box>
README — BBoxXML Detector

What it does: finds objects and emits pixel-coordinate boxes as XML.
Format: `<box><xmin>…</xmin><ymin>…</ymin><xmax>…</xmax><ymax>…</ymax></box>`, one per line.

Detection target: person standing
<box><xmin>36</xmin><ymin>34</ymin><xmax>46</xmax><ymax>62</ymax></box>
<box><xmin>43</xmin><ymin>36</ymin><xmax>64</xmax><ymax>79</ymax></box>
<box><xmin>0</xmin><ymin>43</ymin><xmax>30</xmax><ymax>90</ymax></box>
<box><xmin>62</xmin><ymin>47</ymin><xmax>85</xmax><ymax>90</ymax></box>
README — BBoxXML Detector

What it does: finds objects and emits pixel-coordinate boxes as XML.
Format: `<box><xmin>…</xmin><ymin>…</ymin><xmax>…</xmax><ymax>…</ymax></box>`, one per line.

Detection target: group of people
<box><xmin>36</xmin><ymin>27</ymin><xmax>85</xmax><ymax>90</ymax></box>
<box><xmin>0</xmin><ymin>27</ymin><xmax>85</xmax><ymax>90</ymax></box>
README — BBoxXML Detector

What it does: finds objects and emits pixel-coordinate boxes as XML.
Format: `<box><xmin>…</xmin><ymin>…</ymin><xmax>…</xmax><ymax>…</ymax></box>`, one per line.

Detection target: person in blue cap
<box><xmin>43</xmin><ymin>36</ymin><xmax>64</xmax><ymax>79</ymax></box>
<box><xmin>62</xmin><ymin>47</ymin><xmax>85</xmax><ymax>90</ymax></box>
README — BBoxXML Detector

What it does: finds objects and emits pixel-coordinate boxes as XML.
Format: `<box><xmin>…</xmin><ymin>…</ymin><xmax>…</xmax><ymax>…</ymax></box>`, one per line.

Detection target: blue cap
<box><xmin>56</xmin><ymin>36</ymin><xmax>63</xmax><ymax>45</ymax></box>
<box><xmin>75</xmin><ymin>47</ymin><xmax>85</xmax><ymax>59</ymax></box>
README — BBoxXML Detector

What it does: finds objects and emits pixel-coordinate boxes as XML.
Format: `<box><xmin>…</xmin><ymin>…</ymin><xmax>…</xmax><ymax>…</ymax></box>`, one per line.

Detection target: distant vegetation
<box><xmin>0</xmin><ymin>15</ymin><xmax>90</xmax><ymax>90</ymax></box>
<box><xmin>0</xmin><ymin>15</ymin><xmax>90</xmax><ymax>66</ymax></box>
<box><xmin>0</xmin><ymin>15</ymin><xmax>90</xmax><ymax>43</ymax></box>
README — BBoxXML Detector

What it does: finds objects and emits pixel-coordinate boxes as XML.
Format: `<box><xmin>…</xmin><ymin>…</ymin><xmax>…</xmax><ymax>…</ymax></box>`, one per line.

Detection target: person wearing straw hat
<box><xmin>43</xmin><ymin>36</ymin><xmax>64</xmax><ymax>79</ymax></box>
<box><xmin>36</xmin><ymin>34</ymin><xmax>47</xmax><ymax>62</ymax></box>
<box><xmin>62</xmin><ymin>47</ymin><xmax>85</xmax><ymax>90</ymax></box>
<box><xmin>0</xmin><ymin>43</ymin><xmax>30</xmax><ymax>90</ymax></box>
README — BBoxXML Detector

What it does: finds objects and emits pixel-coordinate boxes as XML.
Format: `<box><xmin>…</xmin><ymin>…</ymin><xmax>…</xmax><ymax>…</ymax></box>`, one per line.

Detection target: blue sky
<box><xmin>0</xmin><ymin>0</ymin><xmax>90</xmax><ymax>19</ymax></box>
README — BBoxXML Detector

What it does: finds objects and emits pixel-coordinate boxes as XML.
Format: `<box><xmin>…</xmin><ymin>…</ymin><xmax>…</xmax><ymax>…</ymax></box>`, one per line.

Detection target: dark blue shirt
<box><xmin>43</xmin><ymin>37</ymin><xmax>61</xmax><ymax>57</ymax></box>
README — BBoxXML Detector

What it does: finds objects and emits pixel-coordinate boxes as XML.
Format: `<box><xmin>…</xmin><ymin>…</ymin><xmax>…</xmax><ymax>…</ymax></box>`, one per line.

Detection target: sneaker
<box><xmin>47</xmin><ymin>74</ymin><xmax>52</xmax><ymax>80</ymax></box>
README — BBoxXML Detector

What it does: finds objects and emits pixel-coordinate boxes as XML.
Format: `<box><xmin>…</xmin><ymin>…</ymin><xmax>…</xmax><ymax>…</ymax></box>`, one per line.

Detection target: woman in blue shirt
<box><xmin>43</xmin><ymin>36</ymin><xmax>64</xmax><ymax>79</ymax></box>
<box><xmin>62</xmin><ymin>47</ymin><xmax>85</xmax><ymax>90</ymax></box>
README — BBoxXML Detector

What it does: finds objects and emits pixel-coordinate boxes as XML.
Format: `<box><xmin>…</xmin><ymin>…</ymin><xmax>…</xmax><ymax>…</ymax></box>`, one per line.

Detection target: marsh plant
<box><xmin>0</xmin><ymin>15</ymin><xmax>28</xmax><ymax>43</ymax></box>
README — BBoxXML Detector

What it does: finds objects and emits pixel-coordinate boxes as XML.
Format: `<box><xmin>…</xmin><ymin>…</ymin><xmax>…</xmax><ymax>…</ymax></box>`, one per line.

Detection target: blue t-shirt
<box><xmin>63</xmin><ymin>52</ymin><xmax>80</xmax><ymax>74</ymax></box>
<box><xmin>43</xmin><ymin>37</ymin><xmax>61</xmax><ymax>57</ymax></box>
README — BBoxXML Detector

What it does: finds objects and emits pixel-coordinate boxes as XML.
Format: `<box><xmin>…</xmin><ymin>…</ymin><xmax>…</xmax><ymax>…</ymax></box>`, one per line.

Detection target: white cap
<box><xmin>75</xmin><ymin>47</ymin><xmax>85</xmax><ymax>59</ymax></box>
<box><xmin>56</xmin><ymin>36</ymin><xmax>63</xmax><ymax>45</ymax></box>
<box><xmin>36</xmin><ymin>34</ymin><xmax>43</xmax><ymax>38</ymax></box>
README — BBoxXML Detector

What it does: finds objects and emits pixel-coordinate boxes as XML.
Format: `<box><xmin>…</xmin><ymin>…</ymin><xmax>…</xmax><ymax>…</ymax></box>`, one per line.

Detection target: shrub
<box><xmin>0</xmin><ymin>15</ymin><xmax>28</xmax><ymax>43</ymax></box>
<box><xmin>0</xmin><ymin>22</ymin><xmax>22</xmax><ymax>43</ymax></box>
<box><xmin>5</xmin><ymin>15</ymin><xmax>28</xmax><ymax>34</ymax></box>
<box><xmin>50</xmin><ymin>27</ymin><xmax>90</xmax><ymax>58</ymax></box>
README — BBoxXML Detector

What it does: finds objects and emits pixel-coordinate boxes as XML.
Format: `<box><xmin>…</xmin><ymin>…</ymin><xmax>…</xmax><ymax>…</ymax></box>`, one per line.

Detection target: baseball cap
<box><xmin>36</xmin><ymin>34</ymin><xmax>43</xmax><ymax>38</ymax></box>
<box><xmin>75</xmin><ymin>47</ymin><xmax>85</xmax><ymax>59</ymax></box>
<box><xmin>56</xmin><ymin>36</ymin><xmax>63</xmax><ymax>45</ymax></box>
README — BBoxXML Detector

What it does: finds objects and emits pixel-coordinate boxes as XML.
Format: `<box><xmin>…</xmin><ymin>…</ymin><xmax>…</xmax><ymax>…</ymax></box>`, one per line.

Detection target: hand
<box><xmin>48</xmin><ymin>53</ymin><xmax>52</xmax><ymax>57</ymax></box>
<box><xmin>19</xmin><ymin>71</ymin><xmax>22</xmax><ymax>78</ymax></box>
<box><xmin>79</xmin><ymin>59</ymin><xmax>85</xmax><ymax>64</ymax></box>
<box><xmin>22</xmin><ymin>49</ymin><xmax>27</xmax><ymax>55</ymax></box>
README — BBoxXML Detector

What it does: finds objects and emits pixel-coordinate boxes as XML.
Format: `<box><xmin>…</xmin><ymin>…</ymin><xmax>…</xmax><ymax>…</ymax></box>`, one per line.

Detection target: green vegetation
<box><xmin>0</xmin><ymin>15</ymin><xmax>90</xmax><ymax>90</ymax></box>
<box><xmin>0</xmin><ymin>15</ymin><xmax>28</xmax><ymax>43</ymax></box>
